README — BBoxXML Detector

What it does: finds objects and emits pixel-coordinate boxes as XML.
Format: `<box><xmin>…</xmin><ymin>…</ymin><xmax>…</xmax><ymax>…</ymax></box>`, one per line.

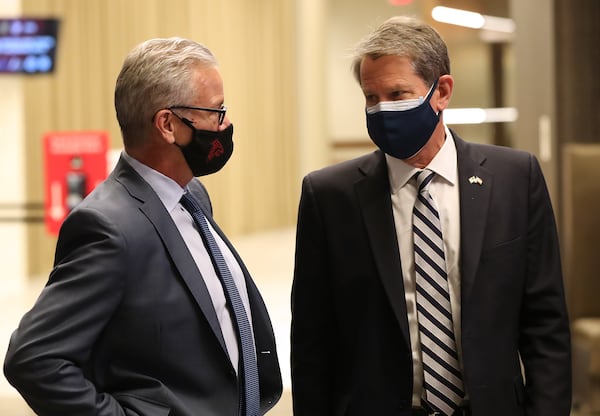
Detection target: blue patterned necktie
<box><xmin>180</xmin><ymin>192</ymin><xmax>261</xmax><ymax>416</ymax></box>
<box><xmin>413</xmin><ymin>170</ymin><xmax>464</xmax><ymax>415</ymax></box>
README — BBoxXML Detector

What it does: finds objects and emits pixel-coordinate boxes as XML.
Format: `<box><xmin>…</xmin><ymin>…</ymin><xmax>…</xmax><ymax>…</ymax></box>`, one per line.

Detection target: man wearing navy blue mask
<box><xmin>291</xmin><ymin>16</ymin><xmax>571</xmax><ymax>416</ymax></box>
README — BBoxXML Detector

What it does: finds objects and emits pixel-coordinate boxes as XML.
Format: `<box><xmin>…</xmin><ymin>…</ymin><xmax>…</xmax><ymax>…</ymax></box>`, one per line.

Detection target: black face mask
<box><xmin>174</xmin><ymin>118</ymin><xmax>234</xmax><ymax>177</ymax></box>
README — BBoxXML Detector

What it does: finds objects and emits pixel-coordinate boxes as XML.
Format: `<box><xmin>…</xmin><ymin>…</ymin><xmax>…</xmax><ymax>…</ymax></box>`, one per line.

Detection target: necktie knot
<box><xmin>180</xmin><ymin>191</ymin><xmax>202</xmax><ymax>215</ymax></box>
<box><xmin>416</xmin><ymin>169</ymin><xmax>435</xmax><ymax>194</ymax></box>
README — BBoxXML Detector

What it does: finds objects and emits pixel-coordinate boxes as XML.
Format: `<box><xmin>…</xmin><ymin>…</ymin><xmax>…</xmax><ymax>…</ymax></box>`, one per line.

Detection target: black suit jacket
<box><xmin>291</xmin><ymin>134</ymin><xmax>571</xmax><ymax>416</ymax></box>
<box><xmin>4</xmin><ymin>156</ymin><xmax>282</xmax><ymax>416</ymax></box>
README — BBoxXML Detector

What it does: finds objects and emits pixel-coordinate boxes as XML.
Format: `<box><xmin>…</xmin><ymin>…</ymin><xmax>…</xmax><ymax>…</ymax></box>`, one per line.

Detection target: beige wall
<box><xmin>510</xmin><ymin>0</ymin><xmax>558</xmax><ymax>205</ymax></box>
<box><xmin>18</xmin><ymin>0</ymin><xmax>300</xmax><ymax>275</ymax></box>
<box><xmin>0</xmin><ymin>0</ymin><xmax>28</xmax><ymax>291</ymax></box>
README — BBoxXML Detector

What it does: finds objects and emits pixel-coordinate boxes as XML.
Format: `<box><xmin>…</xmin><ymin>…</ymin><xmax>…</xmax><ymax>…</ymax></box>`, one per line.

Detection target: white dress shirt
<box><xmin>122</xmin><ymin>151</ymin><xmax>253</xmax><ymax>374</ymax></box>
<box><xmin>385</xmin><ymin>126</ymin><xmax>464</xmax><ymax>406</ymax></box>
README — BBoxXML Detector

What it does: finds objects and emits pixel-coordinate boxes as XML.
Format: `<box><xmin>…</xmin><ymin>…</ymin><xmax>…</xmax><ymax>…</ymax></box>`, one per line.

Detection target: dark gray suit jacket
<box><xmin>4</xmin><ymin>156</ymin><xmax>282</xmax><ymax>416</ymax></box>
<box><xmin>291</xmin><ymin>134</ymin><xmax>571</xmax><ymax>416</ymax></box>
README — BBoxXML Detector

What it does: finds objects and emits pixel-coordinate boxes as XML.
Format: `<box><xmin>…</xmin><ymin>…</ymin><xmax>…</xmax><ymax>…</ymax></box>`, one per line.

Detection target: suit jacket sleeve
<box><xmin>520</xmin><ymin>154</ymin><xmax>571</xmax><ymax>415</ymax></box>
<box><xmin>4</xmin><ymin>206</ymin><xmax>128</xmax><ymax>416</ymax></box>
<box><xmin>291</xmin><ymin>174</ymin><xmax>335</xmax><ymax>415</ymax></box>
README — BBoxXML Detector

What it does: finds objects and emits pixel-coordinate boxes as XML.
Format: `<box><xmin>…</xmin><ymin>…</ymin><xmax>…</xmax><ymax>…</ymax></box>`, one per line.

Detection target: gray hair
<box><xmin>114</xmin><ymin>37</ymin><xmax>218</xmax><ymax>147</ymax></box>
<box><xmin>351</xmin><ymin>16</ymin><xmax>450</xmax><ymax>87</ymax></box>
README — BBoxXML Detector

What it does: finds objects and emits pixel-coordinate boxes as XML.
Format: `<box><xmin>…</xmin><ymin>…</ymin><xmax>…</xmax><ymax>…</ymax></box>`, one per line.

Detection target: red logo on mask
<box><xmin>207</xmin><ymin>139</ymin><xmax>224</xmax><ymax>161</ymax></box>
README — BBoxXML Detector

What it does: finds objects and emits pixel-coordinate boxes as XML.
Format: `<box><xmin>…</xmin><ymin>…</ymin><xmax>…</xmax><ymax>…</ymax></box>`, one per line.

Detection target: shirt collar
<box><xmin>122</xmin><ymin>151</ymin><xmax>187</xmax><ymax>212</ymax></box>
<box><xmin>385</xmin><ymin>125</ymin><xmax>458</xmax><ymax>193</ymax></box>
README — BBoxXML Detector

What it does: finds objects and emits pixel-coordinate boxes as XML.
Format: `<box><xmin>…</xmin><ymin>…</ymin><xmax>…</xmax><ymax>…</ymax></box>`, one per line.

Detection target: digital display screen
<box><xmin>0</xmin><ymin>18</ymin><xmax>60</xmax><ymax>74</ymax></box>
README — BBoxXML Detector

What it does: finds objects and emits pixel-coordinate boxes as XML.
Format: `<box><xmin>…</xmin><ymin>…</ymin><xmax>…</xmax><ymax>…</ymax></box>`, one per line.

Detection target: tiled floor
<box><xmin>0</xmin><ymin>227</ymin><xmax>296</xmax><ymax>416</ymax></box>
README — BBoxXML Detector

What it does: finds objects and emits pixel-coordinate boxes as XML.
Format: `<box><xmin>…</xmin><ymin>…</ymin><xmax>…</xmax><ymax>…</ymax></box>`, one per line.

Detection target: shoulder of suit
<box><xmin>306</xmin><ymin>150</ymin><xmax>383</xmax><ymax>180</ymax></box>
<box><xmin>454</xmin><ymin>134</ymin><xmax>534</xmax><ymax>164</ymax></box>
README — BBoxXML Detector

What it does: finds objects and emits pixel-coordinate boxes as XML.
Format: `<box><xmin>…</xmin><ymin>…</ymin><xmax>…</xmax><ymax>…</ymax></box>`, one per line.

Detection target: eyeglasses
<box><xmin>169</xmin><ymin>105</ymin><xmax>227</xmax><ymax>125</ymax></box>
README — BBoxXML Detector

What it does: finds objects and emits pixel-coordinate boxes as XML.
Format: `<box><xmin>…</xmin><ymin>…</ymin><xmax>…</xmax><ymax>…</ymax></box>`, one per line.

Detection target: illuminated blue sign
<box><xmin>0</xmin><ymin>18</ymin><xmax>59</xmax><ymax>74</ymax></box>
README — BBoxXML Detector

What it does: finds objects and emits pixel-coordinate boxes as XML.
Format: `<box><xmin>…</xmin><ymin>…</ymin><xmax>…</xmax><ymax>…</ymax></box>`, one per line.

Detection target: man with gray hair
<box><xmin>291</xmin><ymin>16</ymin><xmax>571</xmax><ymax>416</ymax></box>
<box><xmin>5</xmin><ymin>37</ymin><xmax>282</xmax><ymax>416</ymax></box>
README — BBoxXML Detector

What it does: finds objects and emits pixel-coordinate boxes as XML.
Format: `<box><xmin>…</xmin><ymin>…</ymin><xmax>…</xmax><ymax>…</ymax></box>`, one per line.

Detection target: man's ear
<box><xmin>435</xmin><ymin>74</ymin><xmax>454</xmax><ymax>112</ymax></box>
<box><xmin>153</xmin><ymin>109</ymin><xmax>177</xmax><ymax>144</ymax></box>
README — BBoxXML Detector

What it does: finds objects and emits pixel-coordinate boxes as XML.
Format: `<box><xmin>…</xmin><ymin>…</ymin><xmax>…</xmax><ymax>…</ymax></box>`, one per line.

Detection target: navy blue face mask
<box><xmin>366</xmin><ymin>79</ymin><xmax>439</xmax><ymax>159</ymax></box>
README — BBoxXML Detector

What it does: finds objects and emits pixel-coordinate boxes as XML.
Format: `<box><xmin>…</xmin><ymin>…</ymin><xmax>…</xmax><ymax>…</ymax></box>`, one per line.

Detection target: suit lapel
<box><xmin>454</xmin><ymin>135</ymin><xmax>492</xmax><ymax>305</ymax></box>
<box><xmin>112</xmin><ymin>157</ymin><xmax>228</xmax><ymax>354</ymax></box>
<box><xmin>354</xmin><ymin>151</ymin><xmax>411</xmax><ymax>346</ymax></box>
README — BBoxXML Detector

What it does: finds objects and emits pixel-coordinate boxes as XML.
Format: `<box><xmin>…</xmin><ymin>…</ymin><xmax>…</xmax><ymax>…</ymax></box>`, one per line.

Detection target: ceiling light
<box><xmin>432</xmin><ymin>6</ymin><xmax>515</xmax><ymax>33</ymax></box>
<box><xmin>444</xmin><ymin>107</ymin><xmax>518</xmax><ymax>124</ymax></box>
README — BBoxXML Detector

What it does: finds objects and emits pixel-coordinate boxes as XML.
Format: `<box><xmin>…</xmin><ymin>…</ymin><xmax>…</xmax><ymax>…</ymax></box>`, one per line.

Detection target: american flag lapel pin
<box><xmin>468</xmin><ymin>175</ymin><xmax>483</xmax><ymax>185</ymax></box>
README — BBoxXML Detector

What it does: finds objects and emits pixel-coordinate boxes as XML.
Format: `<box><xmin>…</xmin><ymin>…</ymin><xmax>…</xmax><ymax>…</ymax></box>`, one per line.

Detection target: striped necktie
<box><xmin>413</xmin><ymin>169</ymin><xmax>464</xmax><ymax>415</ymax></box>
<box><xmin>180</xmin><ymin>191</ymin><xmax>261</xmax><ymax>416</ymax></box>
